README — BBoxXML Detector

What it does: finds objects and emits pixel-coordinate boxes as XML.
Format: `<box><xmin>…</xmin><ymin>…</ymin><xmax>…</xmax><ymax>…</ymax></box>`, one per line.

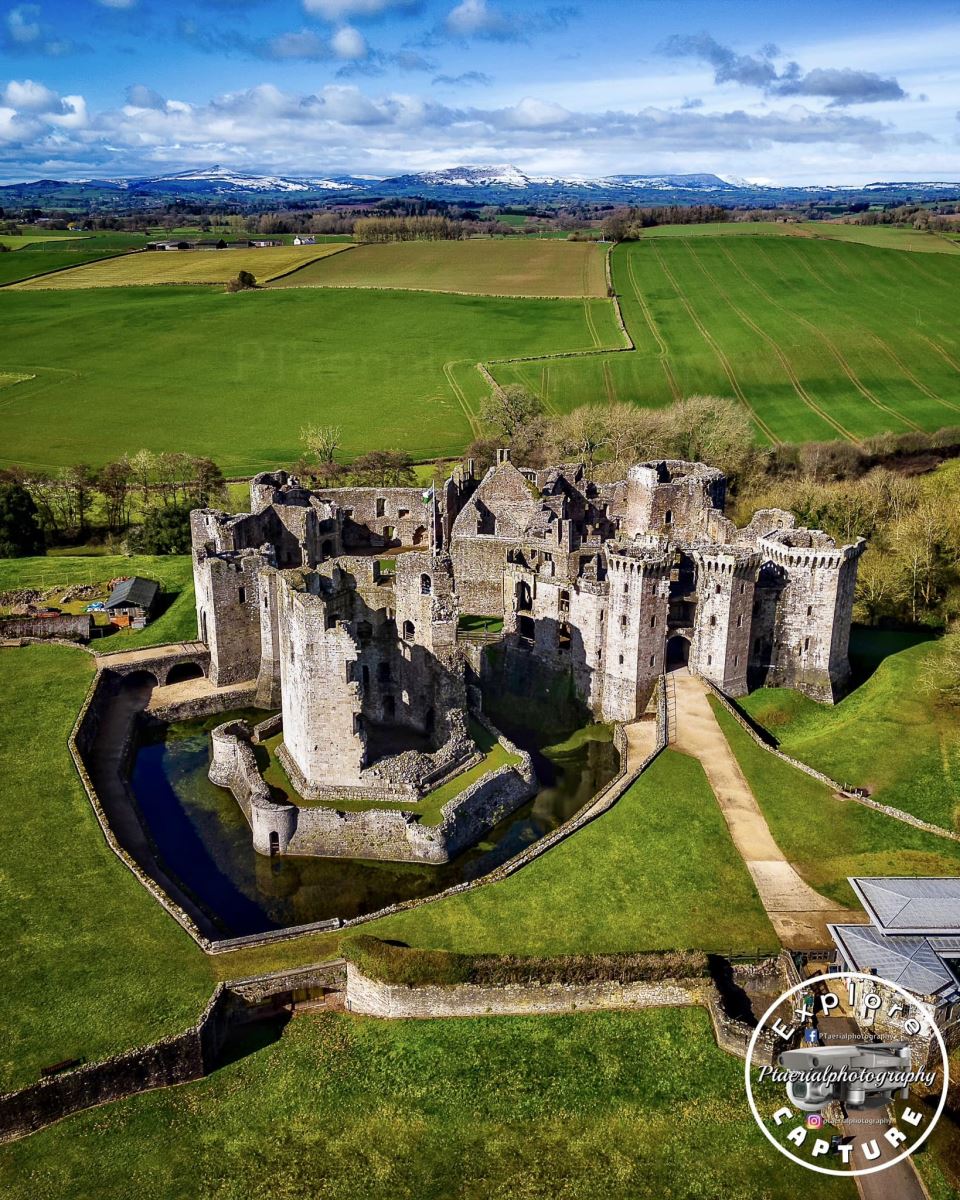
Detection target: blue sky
<box><xmin>1</xmin><ymin>0</ymin><xmax>959</xmax><ymax>183</ymax></box>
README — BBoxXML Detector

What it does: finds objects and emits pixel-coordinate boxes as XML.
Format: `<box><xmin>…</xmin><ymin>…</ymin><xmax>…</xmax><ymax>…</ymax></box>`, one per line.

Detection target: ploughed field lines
<box><xmin>490</xmin><ymin>236</ymin><xmax>960</xmax><ymax>444</ymax></box>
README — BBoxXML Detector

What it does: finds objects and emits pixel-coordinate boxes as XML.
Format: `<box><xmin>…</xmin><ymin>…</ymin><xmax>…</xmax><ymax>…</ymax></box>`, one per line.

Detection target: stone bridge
<box><xmin>94</xmin><ymin>641</ymin><xmax>211</xmax><ymax>687</ymax></box>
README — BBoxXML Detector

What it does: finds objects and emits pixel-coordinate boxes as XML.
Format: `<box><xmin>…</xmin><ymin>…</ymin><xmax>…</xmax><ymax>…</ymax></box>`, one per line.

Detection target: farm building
<box><xmin>250</xmin><ymin>239</ymin><xmax>282</xmax><ymax>248</ymax></box>
<box><xmin>105</xmin><ymin>576</ymin><xmax>159</xmax><ymax>628</ymax></box>
<box><xmin>292</xmin><ymin>235</ymin><xmax>316</xmax><ymax>245</ymax></box>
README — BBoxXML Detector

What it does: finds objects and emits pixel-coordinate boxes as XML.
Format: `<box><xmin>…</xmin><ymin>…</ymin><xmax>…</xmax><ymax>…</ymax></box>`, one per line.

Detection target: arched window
<box><xmin>420</xmin><ymin>574</ymin><xmax>432</xmax><ymax>595</ymax></box>
<box><xmin>516</xmin><ymin>580</ymin><xmax>532</xmax><ymax>612</ymax></box>
<box><xmin>269</xmin><ymin>831</ymin><xmax>279</xmax><ymax>856</ymax></box>
<box><xmin>403</xmin><ymin>619</ymin><xmax>415</xmax><ymax>640</ymax></box>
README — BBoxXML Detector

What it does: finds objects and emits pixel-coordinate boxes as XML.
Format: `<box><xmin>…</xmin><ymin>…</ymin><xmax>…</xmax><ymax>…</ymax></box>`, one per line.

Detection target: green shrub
<box><xmin>341</xmin><ymin>935</ymin><xmax>708</xmax><ymax>988</ymax></box>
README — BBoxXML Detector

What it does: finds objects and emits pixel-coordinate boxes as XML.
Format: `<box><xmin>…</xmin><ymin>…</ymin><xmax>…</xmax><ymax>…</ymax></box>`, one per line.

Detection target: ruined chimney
<box><xmin>496</xmin><ymin>448</ymin><xmax>512</xmax><ymax>465</ymax></box>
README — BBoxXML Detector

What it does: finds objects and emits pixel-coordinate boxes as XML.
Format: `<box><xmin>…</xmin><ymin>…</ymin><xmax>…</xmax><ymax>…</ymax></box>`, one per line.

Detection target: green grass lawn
<box><xmin>710</xmin><ymin>699</ymin><xmax>960</xmax><ymax>907</ymax></box>
<box><xmin>0</xmin><ymin>286</ymin><xmax>618</xmax><ymax>474</ymax></box>
<box><xmin>737</xmin><ymin>636</ymin><xmax>960</xmax><ymax>832</ymax></box>
<box><xmin>260</xmin><ymin>718</ymin><xmax>518</xmax><ymax>823</ymax></box>
<box><xmin>0</xmin><ymin>554</ymin><xmax>196</xmax><ymax>651</ymax></box>
<box><xmin>368</xmin><ymin>748</ymin><xmax>778</xmax><ymax>956</ymax></box>
<box><xmin>0</xmin><ymin>644</ymin><xmax>212</xmax><ymax>1092</ymax></box>
<box><xmin>492</xmin><ymin>234</ymin><xmax>960</xmax><ymax>445</ymax></box>
<box><xmin>0</xmin><ymin>1006</ymin><xmax>853</xmax><ymax>1200</ymax></box>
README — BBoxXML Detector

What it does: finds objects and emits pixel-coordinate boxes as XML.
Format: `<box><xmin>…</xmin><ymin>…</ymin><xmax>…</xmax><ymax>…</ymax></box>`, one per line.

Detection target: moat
<box><xmin>131</xmin><ymin>710</ymin><xmax>619</xmax><ymax>937</ymax></box>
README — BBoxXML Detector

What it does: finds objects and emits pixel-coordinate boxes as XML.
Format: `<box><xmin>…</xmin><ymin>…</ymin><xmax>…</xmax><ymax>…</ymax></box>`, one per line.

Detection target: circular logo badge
<box><xmin>744</xmin><ymin>971</ymin><xmax>949</xmax><ymax>1177</ymax></box>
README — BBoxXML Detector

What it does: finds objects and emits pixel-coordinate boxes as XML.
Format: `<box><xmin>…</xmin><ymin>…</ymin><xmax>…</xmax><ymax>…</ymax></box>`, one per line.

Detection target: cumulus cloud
<box><xmin>3</xmin><ymin>78</ymin><xmax>59</xmax><ymax>110</ymax></box>
<box><xmin>331</xmin><ymin>24</ymin><xmax>368</xmax><ymax>59</ymax></box>
<box><xmin>774</xmin><ymin>66</ymin><xmax>905</xmax><ymax>106</ymax></box>
<box><xmin>661</xmin><ymin>32</ymin><xmax>908</xmax><ymax>107</ymax></box>
<box><xmin>0</xmin><ymin>77</ymin><xmax>934</xmax><ymax>183</ymax></box>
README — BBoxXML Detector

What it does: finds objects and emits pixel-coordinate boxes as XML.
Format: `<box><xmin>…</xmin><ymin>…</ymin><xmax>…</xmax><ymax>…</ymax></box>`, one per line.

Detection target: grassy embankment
<box><xmin>737</xmin><ymin>632</ymin><xmax>960</xmax><ymax>833</ymax></box>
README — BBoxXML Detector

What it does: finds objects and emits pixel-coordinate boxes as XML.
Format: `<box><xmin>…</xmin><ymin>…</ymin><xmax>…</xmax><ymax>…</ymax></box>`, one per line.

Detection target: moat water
<box><xmin>130</xmin><ymin>712</ymin><xmax>618</xmax><ymax>937</ymax></box>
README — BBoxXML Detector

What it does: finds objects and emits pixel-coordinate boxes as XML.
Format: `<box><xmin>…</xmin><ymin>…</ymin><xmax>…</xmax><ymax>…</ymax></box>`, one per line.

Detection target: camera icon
<box><xmin>779</xmin><ymin>1043</ymin><xmax>912</xmax><ymax>1112</ymax></box>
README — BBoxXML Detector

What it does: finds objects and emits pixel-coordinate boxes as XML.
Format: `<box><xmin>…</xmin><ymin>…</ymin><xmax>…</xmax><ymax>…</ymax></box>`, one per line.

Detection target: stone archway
<box><xmin>665</xmin><ymin>634</ymin><xmax>691</xmax><ymax>669</ymax></box>
<box><xmin>165</xmin><ymin>661</ymin><xmax>205</xmax><ymax>686</ymax></box>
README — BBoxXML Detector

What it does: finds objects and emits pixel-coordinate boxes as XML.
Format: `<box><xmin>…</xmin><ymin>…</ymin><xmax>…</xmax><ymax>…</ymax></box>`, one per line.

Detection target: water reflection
<box><xmin>130</xmin><ymin>711</ymin><xmax>617</xmax><ymax>936</ymax></box>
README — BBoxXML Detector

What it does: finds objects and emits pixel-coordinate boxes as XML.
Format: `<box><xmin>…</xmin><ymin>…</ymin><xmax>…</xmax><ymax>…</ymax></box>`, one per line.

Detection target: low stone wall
<box><xmin>704</xmin><ymin>678</ymin><xmax>960</xmax><ymax>844</ymax></box>
<box><xmin>210</xmin><ymin>716</ymin><xmax>536</xmax><ymax>863</ymax></box>
<box><xmin>0</xmin><ymin>613</ymin><xmax>92</xmax><ymax>641</ymax></box>
<box><xmin>345</xmin><ymin>963</ymin><xmax>699</xmax><ymax>1019</ymax></box>
<box><xmin>0</xmin><ymin>984</ymin><xmax>231</xmax><ymax>1144</ymax></box>
<box><xmin>148</xmin><ymin>685</ymin><xmax>258</xmax><ymax>724</ymax></box>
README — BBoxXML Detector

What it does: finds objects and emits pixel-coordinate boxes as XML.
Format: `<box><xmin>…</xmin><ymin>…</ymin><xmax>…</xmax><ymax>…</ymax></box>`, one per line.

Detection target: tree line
<box><xmin>0</xmin><ymin>451</ymin><xmax>226</xmax><ymax>556</ymax></box>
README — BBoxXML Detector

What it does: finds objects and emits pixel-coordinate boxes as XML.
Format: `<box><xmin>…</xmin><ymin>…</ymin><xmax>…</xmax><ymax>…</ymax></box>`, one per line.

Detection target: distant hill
<box><xmin>2</xmin><ymin>162</ymin><xmax>959</xmax><ymax>209</ymax></box>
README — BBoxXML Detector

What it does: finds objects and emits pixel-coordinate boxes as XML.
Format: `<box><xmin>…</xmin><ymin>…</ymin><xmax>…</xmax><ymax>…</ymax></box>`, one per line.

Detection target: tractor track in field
<box><xmin>442</xmin><ymin>360</ymin><xmax>482</xmax><ymax>439</ymax></box>
<box><xmin>624</xmin><ymin>253</ymin><xmax>682</xmax><ymax>401</ymax></box>
<box><xmin>798</xmin><ymin>240</ymin><xmax>960</xmax><ymax>398</ymax></box>
<box><xmin>725</xmin><ymin>241</ymin><xmax>922</xmax><ymax>436</ymax></box>
<box><xmin>786</xmin><ymin>242</ymin><xmax>960</xmax><ymax>416</ymax></box>
<box><xmin>602</xmin><ymin>359</ymin><xmax>616</xmax><ymax>404</ymax></box>
<box><xmin>582</xmin><ymin>297</ymin><xmax>601</xmax><ymax>348</ymax></box>
<box><xmin>683</xmin><ymin>241</ymin><xmax>853</xmax><ymax>446</ymax></box>
<box><xmin>650</xmin><ymin>243</ymin><xmax>780</xmax><ymax>445</ymax></box>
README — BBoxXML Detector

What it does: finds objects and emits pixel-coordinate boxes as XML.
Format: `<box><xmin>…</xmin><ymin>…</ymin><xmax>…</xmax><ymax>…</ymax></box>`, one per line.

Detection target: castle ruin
<box><xmin>191</xmin><ymin>451</ymin><xmax>864</xmax><ymax>858</ymax></box>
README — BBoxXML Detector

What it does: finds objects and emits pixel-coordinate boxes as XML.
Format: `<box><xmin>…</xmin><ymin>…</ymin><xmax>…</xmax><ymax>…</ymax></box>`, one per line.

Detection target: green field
<box><xmin>0</xmin><ymin>645</ymin><xmax>212</xmax><ymax>1092</ymax></box>
<box><xmin>0</xmin><ymin>1007</ymin><xmax>850</xmax><ymax>1200</ymax></box>
<box><xmin>0</xmin><ymin>248</ymin><xmax>124</xmax><ymax>286</ymax></box>
<box><xmin>638</xmin><ymin>221</ymin><xmax>960</xmax><ymax>254</ymax></box>
<box><xmin>370</xmin><ymin>749</ymin><xmax>777</xmax><ymax>956</ymax></box>
<box><xmin>0</xmin><ymin>234</ymin><xmax>88</xmax><ymax>249</ymax></box>
<box><xmin>270</xmin><ymin>238</ymin><xmax>608</xmax><ymax>297</ymax></box>
<box><xmin>2</xmin><ymin>230</ymin><xmax>959</xmax><ymax>471</ymax></box>
<box><xmin>0</xmin><ymin>286</ymin><xmax>619</xmax><ymax>472</ymax></box>
<box><xmin>12</xmin><ymin>244</ymin><xmax>350</xmax><ymax>289</ymax></box>
<box><xmin>492</xmin><ymin>234</ymin><xmax>960</xmax><ymax>444</ymax></box>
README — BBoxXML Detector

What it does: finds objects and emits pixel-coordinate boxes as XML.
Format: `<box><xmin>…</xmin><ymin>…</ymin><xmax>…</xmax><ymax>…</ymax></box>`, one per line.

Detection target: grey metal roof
<box><xmin>829</xmin><ymin>923</ymin><xmax>960</xmax><ymax>1002</ymax></box>
<box><xmin>849</xmin><ymin>877</ymin><xmax>960</xmax><ymax>935</ymax></box>
<box><xmin>106</xmin><ymin>576</ymin><xmax>159</xmax><ymax>610</ymax></box>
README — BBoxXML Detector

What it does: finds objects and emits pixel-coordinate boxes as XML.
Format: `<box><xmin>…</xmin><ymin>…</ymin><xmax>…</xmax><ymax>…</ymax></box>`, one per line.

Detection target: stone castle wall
<box><xmin>210</xmin><ymin>717</ymin><xmax>536</xmax><ymax>863</ymax></box>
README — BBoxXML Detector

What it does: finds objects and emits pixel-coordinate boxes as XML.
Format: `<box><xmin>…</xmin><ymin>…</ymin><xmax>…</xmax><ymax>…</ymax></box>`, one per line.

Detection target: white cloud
<box><xmin>0</xmin><ymin>78</ymin><xmax>949</xmax><ymax>184</ymax></box>
<box><xmin>445</xmin><ymin>0</ymin><xmax>505</xmax><ymax>38</ymax></box>
<box><xmin>7</xmin><ymin>5</ymin><xmax>40</xmax><ymax>44</ymax></box>
<box><xmin>96</xmin><ymin>0</ymin><xmax>137</xmax><ymax>7</ymax></box>
<box><xmin>302</xmin><ymin>0</ymin><xmax>418</xmax><ymax>20</ymax></box>
<box><xmin>3</xmin><ymin>79</ymin><xmax>58</xmax><ymax>111</ymax></box>
<box><xmin>331</xmin><ymin>25</ymin><xmax>368</xmax><ymax>60</ymax></box>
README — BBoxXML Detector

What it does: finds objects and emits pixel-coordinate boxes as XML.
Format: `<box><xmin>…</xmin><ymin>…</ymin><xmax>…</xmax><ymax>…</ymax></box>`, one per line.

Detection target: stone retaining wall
<box><xmin>703</xmin><ymin>678</ymin><xmax>960</xmax><ymax>844</ymax></box>
<box><xmin>345</xmin><ymin>963</ymin><xmax>698</xmax><ymax>1018</ymax></box>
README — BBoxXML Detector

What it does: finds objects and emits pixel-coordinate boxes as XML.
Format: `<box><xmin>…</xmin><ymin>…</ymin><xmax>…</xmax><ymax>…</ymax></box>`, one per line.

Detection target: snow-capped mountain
<box><xmin>132</xmin><ymin>165</ymin><xmax>354</xmax><ymax>194</ymax></box>
<box><xmin>2</xmin><ymin>162</ymin><xmax>959</xmax><ymax>208</ymax></box>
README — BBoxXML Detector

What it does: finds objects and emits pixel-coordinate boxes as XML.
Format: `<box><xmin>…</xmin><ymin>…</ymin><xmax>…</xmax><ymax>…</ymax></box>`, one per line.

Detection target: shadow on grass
<box><xmin>215</xmin><ymin>1013</ymin><xmax>291</xmax><ymax>1071</ymax></box>
<box><xmin>848</xmin><ymin>624</ymin><xmax>939</xmax><ymax>687</ymax></box>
